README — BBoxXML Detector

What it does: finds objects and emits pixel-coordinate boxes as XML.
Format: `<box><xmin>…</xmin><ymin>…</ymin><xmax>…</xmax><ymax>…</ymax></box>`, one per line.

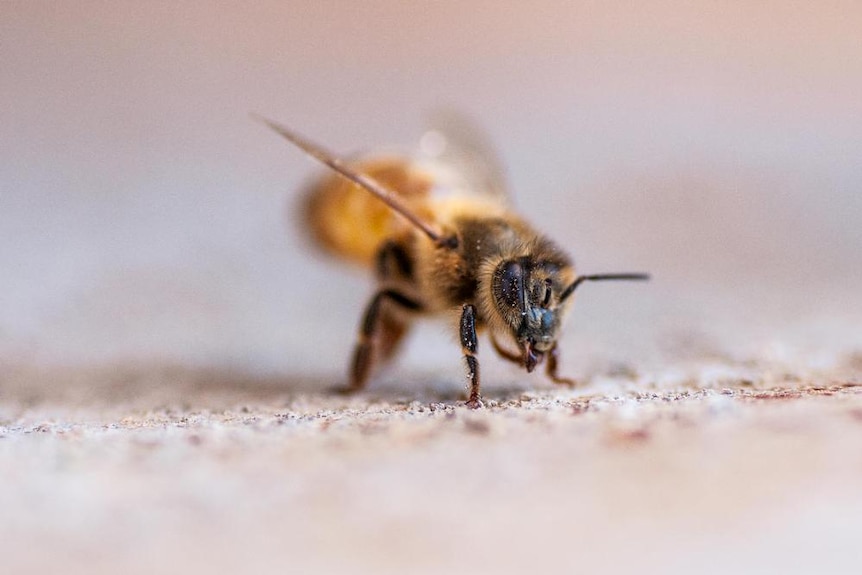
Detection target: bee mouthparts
<box><xmin>524</xmin><ymin>342</ymin><xmax>540</xmax><ymax>373</ymax></box>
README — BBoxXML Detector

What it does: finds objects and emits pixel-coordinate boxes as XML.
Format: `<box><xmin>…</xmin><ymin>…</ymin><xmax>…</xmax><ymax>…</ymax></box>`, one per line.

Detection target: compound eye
<box><xmin>497</xmin><ymin>260</ymin><xmax>524</xmax><ymax>310</ymax></box>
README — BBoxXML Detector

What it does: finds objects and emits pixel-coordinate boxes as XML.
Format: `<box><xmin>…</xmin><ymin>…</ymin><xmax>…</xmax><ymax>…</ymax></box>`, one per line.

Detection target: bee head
<box><xmin>491</xmin><ymin>258</ymin><xmax>650</xmax><ymax>373</ymax></box>
<box><xmin>492</xmin><ymin>257</ymin><xmax>572</xmax><ymax>372</ymax></box>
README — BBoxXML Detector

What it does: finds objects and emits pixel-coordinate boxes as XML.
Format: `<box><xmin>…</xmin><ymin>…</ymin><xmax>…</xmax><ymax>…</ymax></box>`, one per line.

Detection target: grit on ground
<box><xmin>2</xmin><ymin>350</ymin><xmax>861</xmax><ymax>574</ymax></box>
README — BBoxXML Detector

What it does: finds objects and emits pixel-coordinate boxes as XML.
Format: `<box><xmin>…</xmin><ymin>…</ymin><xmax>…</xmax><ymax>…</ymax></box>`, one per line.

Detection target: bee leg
<box><xmin>346</xmin><ymin>289</ymin><xmax>421</xmax><ymax>393</ymax></box>
<box><xmin>372</xmin><ymin>242</ymin><xmax>416</xmax><ymax>363</ymax></box>
<box><xmin>375</xmin><ymin>240</ymin><xmax>414</xmax><ymax>283</ymax></box>
<box><xmin>546</xmin><ymin>344</ymin><xmax>576</xmax><ymax>387</ymax></box>
<box><xmin>376</xmin><ymin>313</ymin><xmax>411</xmax><ymax>364</ymax></box>
<box><xmin>490</xmin><ymin>333</ymin><xmax>522</xmax><ymax>365</ymax></box>
<box><xmin>460</xmin><ymin>304</ymin><xmax>483</xmax><ymax>409</ymax></box>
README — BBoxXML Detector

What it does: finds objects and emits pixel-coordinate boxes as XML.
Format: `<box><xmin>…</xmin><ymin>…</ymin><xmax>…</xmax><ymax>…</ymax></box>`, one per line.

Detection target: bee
<box><xmin>258</xmin><ymin>115</ymin><xmax>649</xmax><ymax>408</ymax></box>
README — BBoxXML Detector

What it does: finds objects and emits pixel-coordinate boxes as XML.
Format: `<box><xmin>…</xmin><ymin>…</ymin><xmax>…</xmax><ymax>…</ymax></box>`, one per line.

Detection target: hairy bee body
<box><xmin>304</xmin><ymin>158</ymin><xmax>574</xmax><ymax>315</ymax></box>
<box><xmin>260</xmin><ymin>115</ymin><xmax>648</xmax><ymax>407</ymax></box>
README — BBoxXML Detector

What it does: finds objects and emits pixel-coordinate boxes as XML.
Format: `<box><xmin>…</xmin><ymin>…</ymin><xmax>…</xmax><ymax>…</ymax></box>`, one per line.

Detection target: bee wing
<box><xmin>417</xmin><ymin>110</ymin><xmax>511</xmax><ymax>203</ymax></box>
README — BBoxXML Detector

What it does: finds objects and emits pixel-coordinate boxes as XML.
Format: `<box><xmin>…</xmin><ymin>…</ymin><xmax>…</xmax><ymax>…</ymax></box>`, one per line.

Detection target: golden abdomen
<box><xmin>302</xmin><ymin>157</ymin><xmax>434</xmax><ymax>266</ymax></box>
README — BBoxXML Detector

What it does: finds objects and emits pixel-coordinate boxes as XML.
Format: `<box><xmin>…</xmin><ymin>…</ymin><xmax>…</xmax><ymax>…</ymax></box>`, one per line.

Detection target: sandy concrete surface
<box><xmin>2</xmin><ymin>355</ymin><xmax>862</xmax><ymax>574</ymax></box>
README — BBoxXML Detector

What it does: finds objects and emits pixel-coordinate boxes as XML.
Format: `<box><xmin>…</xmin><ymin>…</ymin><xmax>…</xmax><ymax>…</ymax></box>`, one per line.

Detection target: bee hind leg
<box><xmin>460</xmin><ymin>304</ymin><xmax>483</xmax><ymax>409</ymax></box>
<box><xmin>345</xmin><ymin>289</ymin><xmax>420</xmax><ymax>394</ymax></box>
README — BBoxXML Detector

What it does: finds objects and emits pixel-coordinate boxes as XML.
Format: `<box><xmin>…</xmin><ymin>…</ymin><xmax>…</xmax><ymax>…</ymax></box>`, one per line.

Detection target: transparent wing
<box><xmin>416</xmin><ymin>110</ymin><xmax>511</xmax><ymax>203</ymax></box>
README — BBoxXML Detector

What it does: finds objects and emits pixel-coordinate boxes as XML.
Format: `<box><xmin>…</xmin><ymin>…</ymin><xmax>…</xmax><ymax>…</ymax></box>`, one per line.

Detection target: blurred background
<box><xmin>2</xmin><ymin>1</ymin><xmax>861</xmax><ymax>380</ymax></box>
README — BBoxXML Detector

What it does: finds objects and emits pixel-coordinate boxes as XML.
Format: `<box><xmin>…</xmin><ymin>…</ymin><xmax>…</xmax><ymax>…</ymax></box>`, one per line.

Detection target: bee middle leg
<box><xmin>460</xmin><ymin>304</ymin><xmax>483</xmax><ymax>409</ymax></box>
<box><xmin>347</xmin><ymin>289</ymin><xmax>420</xmax><ymax>393</ymax></box>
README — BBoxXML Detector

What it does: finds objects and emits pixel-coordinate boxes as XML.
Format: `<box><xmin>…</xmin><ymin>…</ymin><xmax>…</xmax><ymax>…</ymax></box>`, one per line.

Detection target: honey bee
<box><xmin>258</xmin><ymin>114</ymin><xmax>649</xmax><ymax>408</ymax></box>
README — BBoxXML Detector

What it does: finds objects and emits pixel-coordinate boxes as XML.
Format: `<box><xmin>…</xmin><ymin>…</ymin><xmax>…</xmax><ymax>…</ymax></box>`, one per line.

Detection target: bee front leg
<box><xmin>546</xmin><ymin>343</ymin><xmax>576</xmax><ymax>387</ymax></box>
<box><xmin>347</xmin><ymin>289</ymin><xmax>420</xmax><ymax>393</ymax></box>
<box><xmin>459</xmin><ymin>304</ymin><xmax>483</xmax><ymax>409</ymax></box>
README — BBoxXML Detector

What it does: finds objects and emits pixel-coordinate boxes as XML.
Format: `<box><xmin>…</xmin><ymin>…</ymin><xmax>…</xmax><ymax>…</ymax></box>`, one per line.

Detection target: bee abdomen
<box><xmin>302</xmin><ymin>157</ymin><xmax>434</xmax><ymax>267</ymax></box>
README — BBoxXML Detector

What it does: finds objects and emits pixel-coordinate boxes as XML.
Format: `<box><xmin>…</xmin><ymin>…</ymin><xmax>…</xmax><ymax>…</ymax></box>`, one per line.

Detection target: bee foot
<box><xmin>554</xmin><ymin>378</ymin><xmax>577</xmax><ymax>388</ymax></box>
<box><xmin>465</xmin><ymin>396</ymin><xmax>485</xmax><ymax>409</ymax></box>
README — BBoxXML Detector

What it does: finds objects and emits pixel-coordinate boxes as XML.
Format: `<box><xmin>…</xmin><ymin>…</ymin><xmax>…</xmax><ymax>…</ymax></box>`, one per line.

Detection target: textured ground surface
<box><xmin>3</xmin><ymin>356</ymin><xmax>862</xmax><ymax>574</ymax></box>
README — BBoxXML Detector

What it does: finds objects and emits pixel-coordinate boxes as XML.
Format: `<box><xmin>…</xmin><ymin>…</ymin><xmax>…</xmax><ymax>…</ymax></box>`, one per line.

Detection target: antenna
<box><xmin>254</xmin><ymin>114</ymin><xmax>457</xmax><ymax>250</ymax></box>
<box><xmin>560</xmin><ymin>273</ymin><xmax>650</xmax><ymax>302</ymax></box>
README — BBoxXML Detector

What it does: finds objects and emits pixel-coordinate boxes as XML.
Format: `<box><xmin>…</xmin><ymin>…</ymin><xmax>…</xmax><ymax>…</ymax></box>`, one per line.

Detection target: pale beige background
<box><xmin>3</xmin><ymin>1</ymin><xmax>861</xmax><ymax>371</ymax></box>
<box><xmin>1</xmin><ymin>2</ymin><xmax>862</xmax><ymax>574</ymax></box>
